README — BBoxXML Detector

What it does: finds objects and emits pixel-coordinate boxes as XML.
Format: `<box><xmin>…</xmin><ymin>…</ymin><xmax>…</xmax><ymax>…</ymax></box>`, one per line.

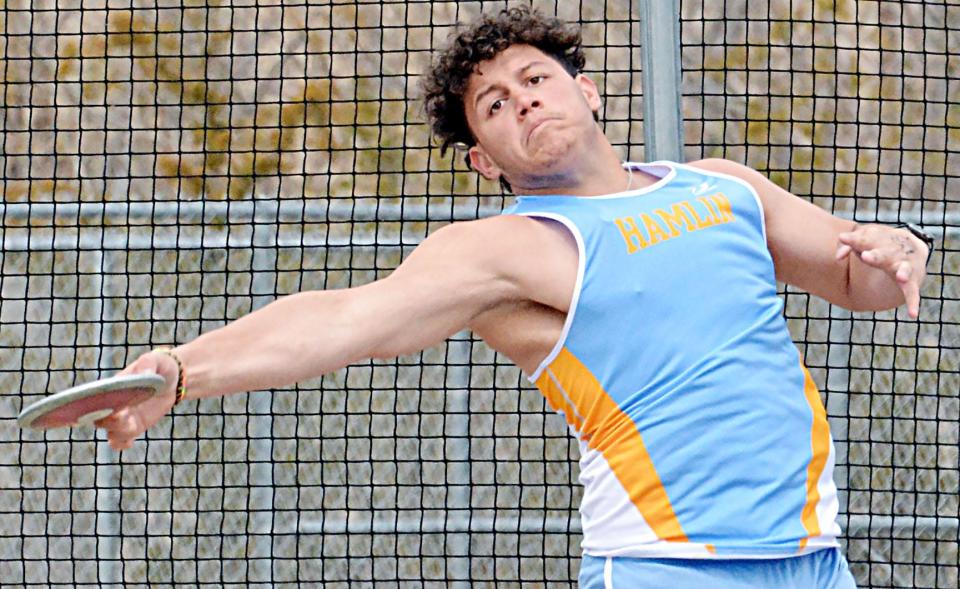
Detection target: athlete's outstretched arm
<box><xmin>689</xmin><ymin>159</ymin><xmax>929</xmax><ymax>317</ymax></box>
<box><xmin>97</xmin><ymin>219</ymin><xmax>521</xmax><ymax>450</ymax></box>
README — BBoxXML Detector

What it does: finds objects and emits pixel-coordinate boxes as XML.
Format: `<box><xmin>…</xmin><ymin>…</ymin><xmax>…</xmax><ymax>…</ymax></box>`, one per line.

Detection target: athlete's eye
<box><xmin>529</xmin><ymin>75</ymin><xmax>544</xmax><ymax>85</ymax></box>
<box><xmin>489</xmin><ymin>99</ymin><xmax>503</xmax><ymax>115</ymax></box>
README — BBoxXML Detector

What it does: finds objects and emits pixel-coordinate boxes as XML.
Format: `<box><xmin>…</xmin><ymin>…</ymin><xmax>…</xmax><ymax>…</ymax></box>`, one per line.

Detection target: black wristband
<box><xmin>895</xmin><ymin>223</ymin><xmax>935</xmax><ymax>265</ymax></box>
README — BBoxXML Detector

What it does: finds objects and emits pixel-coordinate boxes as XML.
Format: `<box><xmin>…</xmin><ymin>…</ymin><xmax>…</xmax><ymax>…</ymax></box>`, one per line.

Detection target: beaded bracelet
<box><xmin>153</xmin><ymin>347</ymin><xmax>188</xmax><ymax>406</ymax></box>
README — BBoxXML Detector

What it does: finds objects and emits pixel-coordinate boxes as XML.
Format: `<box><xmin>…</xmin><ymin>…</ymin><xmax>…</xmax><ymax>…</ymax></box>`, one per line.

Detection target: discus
<box><xmin>17</xmin><ymin>373</ymin><xmax>166</xmax><ymax>430</ymax></box>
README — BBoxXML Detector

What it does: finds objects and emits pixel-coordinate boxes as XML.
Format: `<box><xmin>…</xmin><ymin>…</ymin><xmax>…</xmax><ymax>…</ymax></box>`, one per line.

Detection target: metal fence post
<box><xmin>639</xmin><ymin>0</ymin><xmax>685</xmax><ymax>162</ymax></box>
<box><xmin>95</xmin><ymin>252</ymin><xmax>123</xmax><ymax>588</ymax></box>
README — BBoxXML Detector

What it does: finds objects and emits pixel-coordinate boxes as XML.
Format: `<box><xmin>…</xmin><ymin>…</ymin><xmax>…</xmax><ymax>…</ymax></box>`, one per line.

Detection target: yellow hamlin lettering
<box><xmin>614</xmin><ymin>216</ymin><xmax>649</xmax><ymax>254</ymax></box>
<box><xmin>640</xmin><ymin>213</ymin><xmax>672</xmax><ymax>245</ymax></box>
<box><xmin>710</xmin><ymin>193</ymin><xmax>736</xmax><ymax>223</ymax></box>
<box><xmin>681</xmin><ymin>201</ymin><xmax>714</xmax><ymax>229</ymax></box>
<box><xmin>615</xmin><ymin>195</ymin><xmax>734</xmax><ymax>252</ymax></box>
<box><xmin>697</xmin><ymin>196</ymin><xmax>723</xmax><ymax>225</ymax></box>
<box><xmin>655</xmin><ymin>203</ymin><xmax>696</xmax><ymax>237</ymax></box>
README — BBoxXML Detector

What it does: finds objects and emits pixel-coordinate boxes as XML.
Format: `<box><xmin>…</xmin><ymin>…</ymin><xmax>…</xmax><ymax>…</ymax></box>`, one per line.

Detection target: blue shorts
<box><xmin>579</xmin><ymin>548</ymin><xmax>858</xmax><ymax>589</ymax></box>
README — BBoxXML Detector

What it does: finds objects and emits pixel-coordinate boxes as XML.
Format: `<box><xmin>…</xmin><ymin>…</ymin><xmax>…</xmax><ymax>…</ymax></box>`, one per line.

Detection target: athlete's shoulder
<box><xmin>684</xmin><ymin>158</ymin><xmax>747</xmax><ymax>175</ymax></box>
<box><xmin>425</xmin><ymin>214</ymin><xmax>543</xmax><ymax>247</ymax></box>
<box><xmin>415</xmin><ymin>215</ymin><xmax>568</xmax><ymax>277</ymax></box>
<box><xmin>418</xmin><ymin>214</ymin><xmax>577</xmax><ymax>310</ymax></box>
<box><xmin>684</xmin><ymin>158</ymin><xmax>769</xmax><ymax>190</ymax></box>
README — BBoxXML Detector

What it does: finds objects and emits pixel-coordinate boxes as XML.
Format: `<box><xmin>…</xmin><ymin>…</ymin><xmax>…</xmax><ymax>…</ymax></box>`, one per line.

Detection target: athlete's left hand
<box><xmin>835</xmin><ymin>224</ymin><xmax>929</xmax><ymax>318</ymax></box>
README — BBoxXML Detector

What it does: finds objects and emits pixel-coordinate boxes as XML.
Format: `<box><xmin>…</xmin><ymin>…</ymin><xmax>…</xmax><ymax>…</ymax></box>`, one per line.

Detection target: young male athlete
<box><xmin>97</xmin><ymin>7</ymin><xmax>933</xmax><ymax>588</ymax></box>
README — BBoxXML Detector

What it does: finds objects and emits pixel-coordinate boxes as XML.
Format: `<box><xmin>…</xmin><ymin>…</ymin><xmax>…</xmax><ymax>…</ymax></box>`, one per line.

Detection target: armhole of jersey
<box><xmin>513</xmin><ymin>211</ymin><xmax>586</xmax><ymax>383</ymax></box>
<box><xmin>673</xmin><ymin>162</ymin><xmax>768</xmax><ymax>244</ymax></box>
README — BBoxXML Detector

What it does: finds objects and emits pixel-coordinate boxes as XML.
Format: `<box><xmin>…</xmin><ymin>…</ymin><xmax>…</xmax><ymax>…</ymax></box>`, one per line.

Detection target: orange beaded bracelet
<box><xmin>153</xmin><ymin>347</ymin><xmax>188</xmax><ymax>406</ymax></box>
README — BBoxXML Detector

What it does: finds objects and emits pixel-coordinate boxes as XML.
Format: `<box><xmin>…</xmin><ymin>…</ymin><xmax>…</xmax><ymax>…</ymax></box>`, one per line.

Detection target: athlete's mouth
<box><xmin>526</xmin><ymin>118</ymin><xmax>556</xmax><ymax>144</ymax></box>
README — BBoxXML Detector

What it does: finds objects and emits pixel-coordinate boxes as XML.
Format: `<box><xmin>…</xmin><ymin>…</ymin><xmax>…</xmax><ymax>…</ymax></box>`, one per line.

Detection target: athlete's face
<box><xmin>462</xmin><ymin>44</ymin><xmax>603</xmax><ymax>191</ymax></box>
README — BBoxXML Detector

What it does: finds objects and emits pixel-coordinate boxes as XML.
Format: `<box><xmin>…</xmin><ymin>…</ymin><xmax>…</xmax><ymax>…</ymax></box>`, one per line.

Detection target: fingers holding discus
<box><xmin>97</xmin><ymin>348</ymin><xmax>185</xmax><ymax>451</ymax></box>
<box><xmin>17</xmin><ymin>348</ymin><xmax>185</xmax><ymax>452</ymax></box>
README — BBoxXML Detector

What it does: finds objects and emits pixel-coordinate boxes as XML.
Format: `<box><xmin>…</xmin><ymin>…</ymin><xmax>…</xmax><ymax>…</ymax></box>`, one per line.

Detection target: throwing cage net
<box><xmin>2</xmin><ymin>1</ymin><xmax>957</xmax><ymax>587</ymax></box>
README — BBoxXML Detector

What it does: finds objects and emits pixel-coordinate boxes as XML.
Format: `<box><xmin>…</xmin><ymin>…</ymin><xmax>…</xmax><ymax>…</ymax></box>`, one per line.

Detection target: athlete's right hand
<box><xmin>96</xmin><ymin>351</ymin><xmax>180</xmax><ymax>451</ymax></box>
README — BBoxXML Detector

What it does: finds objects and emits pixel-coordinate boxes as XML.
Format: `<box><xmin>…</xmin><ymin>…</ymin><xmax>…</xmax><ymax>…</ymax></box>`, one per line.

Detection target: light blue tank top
<box><xmin>502</xmin><ymin>162</ymin><xmax>840</xmax><ymax>558</ymax></box>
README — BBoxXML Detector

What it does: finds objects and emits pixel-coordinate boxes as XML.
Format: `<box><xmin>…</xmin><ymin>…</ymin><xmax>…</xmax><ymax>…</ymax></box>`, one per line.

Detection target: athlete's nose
<box><xmin>518</xmin><ymin>94</ymin><xmax>542</xmax><ymax>117</ymax></box>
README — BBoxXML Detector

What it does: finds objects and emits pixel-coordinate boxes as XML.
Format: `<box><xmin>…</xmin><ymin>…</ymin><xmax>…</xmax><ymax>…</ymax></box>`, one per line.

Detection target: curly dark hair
<box><xmin>421</xmin><ymin>6</ymin><xmax>586</xmax><ymax>159</ymax></box>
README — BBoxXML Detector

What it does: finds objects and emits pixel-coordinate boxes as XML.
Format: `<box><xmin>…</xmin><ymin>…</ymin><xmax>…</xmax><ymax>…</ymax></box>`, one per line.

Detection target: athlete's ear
<box><xmin>468</xmin><ymin>144</ymin><xmax>502</xmax><ymax>182</ymax></box>
<box><xmin>575</xmin><ymin>73</ymin><xmax>602</xmax><ymax>114</ymax></box>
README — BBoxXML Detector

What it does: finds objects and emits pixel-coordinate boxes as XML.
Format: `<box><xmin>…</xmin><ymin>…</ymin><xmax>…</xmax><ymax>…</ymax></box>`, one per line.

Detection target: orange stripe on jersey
<box><xmin>540</xmin><ymin>347</ymin><xmax>688</xmax><ymax>542</ymax></box>
<box><xmin>535</xmin><ymin>370</ymin><xmax>585</xmax><ymax>435</ymax></box>
<box><xmin>799</xmin><ymin>363</ymin><xmax>830</xmax><ymax>549</ymax></box>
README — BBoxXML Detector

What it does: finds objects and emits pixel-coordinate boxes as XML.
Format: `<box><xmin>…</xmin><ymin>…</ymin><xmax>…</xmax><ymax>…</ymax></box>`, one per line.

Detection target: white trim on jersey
<box><xmin>511</xmin><ymin>212</ymin><xmax>586</xmax><ymax>383</ymax></box>
<box><xmin>815</xmin><ymin>433</ymin><xmax>843</xmax><ymax>540</ymax></box>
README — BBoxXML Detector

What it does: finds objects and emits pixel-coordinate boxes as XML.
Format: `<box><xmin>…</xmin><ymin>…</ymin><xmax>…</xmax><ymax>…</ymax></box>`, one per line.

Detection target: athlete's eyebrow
<box><xmin>517</xmin><ymin>61</ymin><xmax>548</xmax><ymax>79</ymax></box>
<box><xmin>472</xmin><ymin>83</ymin><xmax>500</xmax><ymax>113</ymax></box>
<box><xmin>472</xmin><ymin>60</ymin><xmax>551</xmax><ymax>111</ymax></box>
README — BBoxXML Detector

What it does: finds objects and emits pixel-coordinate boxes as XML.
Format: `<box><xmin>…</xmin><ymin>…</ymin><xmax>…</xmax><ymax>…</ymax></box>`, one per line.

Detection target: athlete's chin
<box><xmin>528</xmin><ymin>137</ymin><xmax>577</xmax><ymax>169</ymax></box>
